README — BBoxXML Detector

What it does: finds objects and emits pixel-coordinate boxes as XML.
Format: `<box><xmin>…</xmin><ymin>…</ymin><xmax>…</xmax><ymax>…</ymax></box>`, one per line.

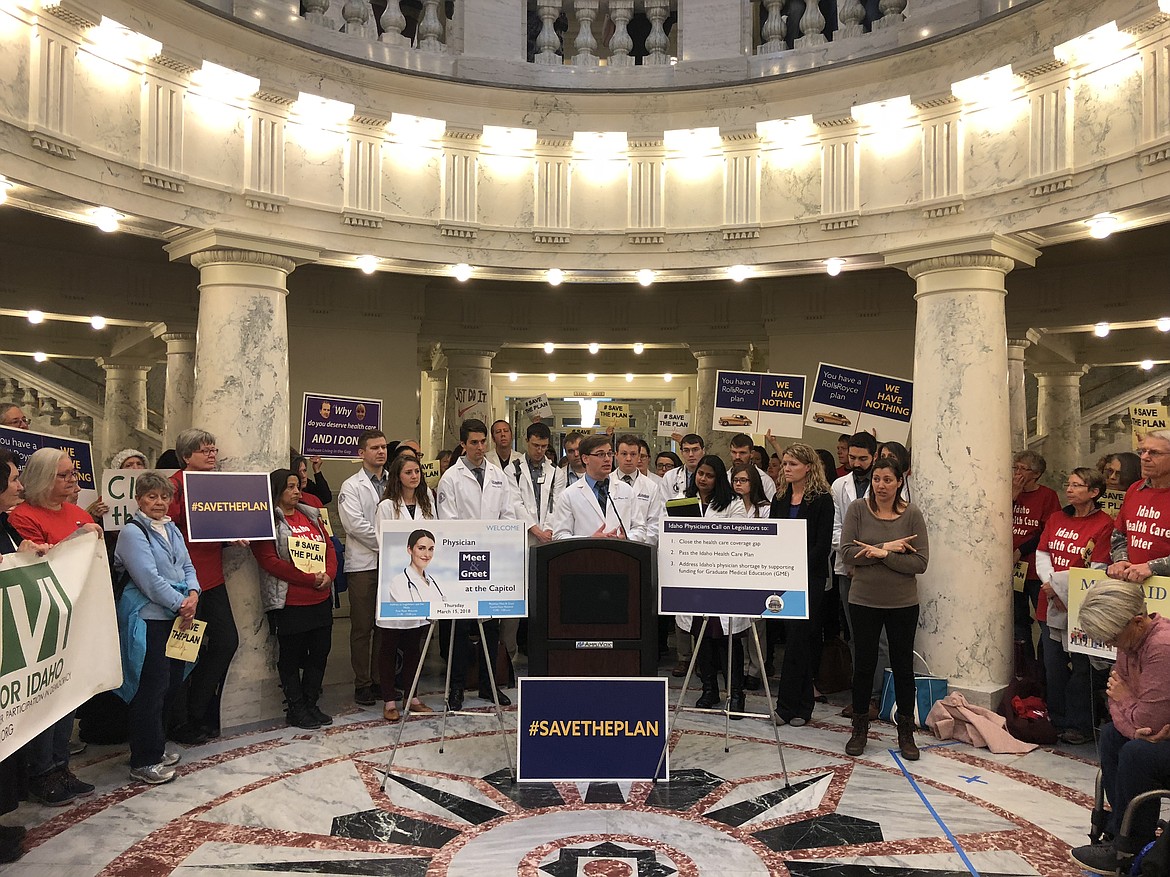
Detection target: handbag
<box><xmin>816</xmin><ymin>635</ymin><xmax>853</xmax><ymax>694</ymax></box>
<box><xmin>878</xmin><ymin>650</ymin><xmax>948</xmax><ymax>728</ymax></box>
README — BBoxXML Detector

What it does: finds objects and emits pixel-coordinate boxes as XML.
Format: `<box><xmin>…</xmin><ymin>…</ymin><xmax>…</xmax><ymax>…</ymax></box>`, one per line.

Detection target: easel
<box><xmin>654</xmin><ymin>615</ymin><xmax>790</xmax><ymax>788</ymax></box>
<box><xmin>379</xmin><ymin>618</ymin><xmax>514</xmax><ymax>791</ymax></box>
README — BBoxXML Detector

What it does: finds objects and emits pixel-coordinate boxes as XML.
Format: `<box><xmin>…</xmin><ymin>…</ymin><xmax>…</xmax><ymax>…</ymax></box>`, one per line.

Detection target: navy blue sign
<box><xmin>714</xmin><ymin>370</ymin><xmax>762</xmax><ymax>411</ymax></box>
<box><xmin>459</xmin><ymin>551</ymin><xmax>490</xmax><ymax>581</ymax></box>
<box><xmin>809</xmin><ymin>363</ymin><xmax>867</xmax><ymax>409</ymax></box>
<box><xmin>301</xmin><ymin>393</ymin><xmax>383</xmax><ymax>460</ymax></box>
<box><xmin>0</xmin><ymin>425</ymin><xmax>96</xmax><ymax>493</ymax></box>
<box><xmin>183</xmin><ymin>472</ymin><xmax>277</xmax><ymax>543</ymax></box>
<box><xmin>517</xmin><ymin>678</ymin><xmax>669</xmax><ymax>782</ymax></box>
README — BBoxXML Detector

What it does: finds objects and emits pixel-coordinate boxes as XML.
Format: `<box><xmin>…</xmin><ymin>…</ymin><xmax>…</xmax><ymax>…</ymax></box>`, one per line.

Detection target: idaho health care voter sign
<box><xmin>377</xmin><ymin>519</ymin><xmax>526</xmax><ymax>620</ymax></box>
<box><xmin>712</xmin><ymin>370</ymin><xmax>806</xmax><ymax>437</ymax></box>
<box><xmin>301</xmin><ymin>393</ymin><xmax>383</xmax><ymax>460</ymax></box>
<box><xmin>182</xmin><ymin>472</ymin><xmax>277</xmax><ymax>542</ymax></box>
<box><xmin>517</xmin><ymin>678</ymin><xmax>668</xmax><ymax>781</ymax></box>
<box><xmin>0</xmin><ymin>424</ymin><xmax>98</xmax><ymax>509</ymax></box>
<box><xmin>659</xmin><ymin>519</ymin><xmax>809</xmax><ymax>618</ymax></box>
<box><xmin>806</xmin><ymin>362</ymin><xmax>913</xmax><ymax>442</ymax></box>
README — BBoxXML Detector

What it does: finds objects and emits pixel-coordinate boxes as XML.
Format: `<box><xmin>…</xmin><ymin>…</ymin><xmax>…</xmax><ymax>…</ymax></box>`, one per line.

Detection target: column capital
<box><xmin>443</xmin><ymin>346</ymin><xmax>499</xmax><ymax>361</ymax></box>
<box><xmin>1007</xmin><ymin>338</ymin><xmax>1032</xmax><ymax>350</ymax></box>
<box><xmin>159</xmin><ymin>332</ymin><xmax>196</xmax><ymax>353</ymax></box>
<box><xmin>885</xmin><ymin>234</ymin><xmax>1040</xmax><ymax>276</ymax></box>
<box><xmin>164</xmin><ymin>228</ymin><xmax>319</xmax><ymax>269</ymax></box>
<box><xmin>1034</xmin><ymin>365</ymin><xmax>1089</xmax><ymax>380</ymax></box>
<box><xmin>690</xmin><ymin>346</ymin><xmax>750</xmax><ymax>363</ymax></box>
<box><xmin>96</xmin><ymin>358</ymin><xmax>153</xmax><ymax>375</ymax></box>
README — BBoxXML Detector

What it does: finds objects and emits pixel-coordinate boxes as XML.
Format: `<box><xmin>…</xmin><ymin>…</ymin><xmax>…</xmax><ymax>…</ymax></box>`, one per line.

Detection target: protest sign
<box><xmin>0</xmin><ymin>532</ymin><xmax>121</xmax><ymax>760</ymax></box>
<box><xmin>183</xmin><ymin>471</ymin><xmax>277</xmax><ymax>543</ymax></box>
<box><xmin>659</xmin><ymin>518</ymin><xmax>809</xmax><ymax>618</ymax></box>
<box><xmin>288</xmin><ymin>536</ymin><xmax>326</xmax><ymax>574</ymax></box>
<box><xmin>453</xmin><ymin>387</ymin><xmax>490</xmax><ymax>424</ymax></box>
<box><xmin>1130</xmin><ymin>404</ymin><xmax>1169</xmax><ymax>450</ymax></box>
<box><xmin>100</xmin><ymin>468</ymin><xmax>178</xmax><ymax>531</ymax></box>
<box><xmin>1066</xmin><ymin>568</ymin><xmax>1170</xmax><ymax>659</ymax></box>
<box><xmin>657</xmin><ymin>412</ymin><xmax>691</xmax><ymax>438</ymax></box>
<box><xmin>0</xmin><ymin>425</ymin><xmax>97</xmax><ymax>509</ymax></box>
<box><xmin>713</xmin><ymin>371</ymin><xmax>806</xmax><ymax>437</ymax></box>
<box><xmin>1099</xmin><ymin>489</ymin><xmax>1126</xmax><ymax>519</ymax></box>
<box><xmin>164</xmin><ymin>619</ymin><xmax>206</xmax><ymax>663</ymax></box>
<box><xmin>522</xmin><ymin>394</ymin><xmax>553</xmax><ymax>419</ymax></box>
<box><xmin>301</xmin><ymin>393</ymin><xmax>382</xmax><ymax>460</ymax></box>
<box><xmin>598</xmin><ymin>402</ymin><xmax>630</xmax><ymax>428</ymax></box>
<box><xmin>377</xmin><ymin>518</ymin><xmax>526</xmax><ymax>620</ymax></box>
<box><xmin>421</xmin><ymin>459</ymin><xmax>441</xmax><ymax>491</ymax></box>
<box><xmin>806</xmin><ymin>362</ymin><xmax>913</xmax><ymax>443</ymax></box>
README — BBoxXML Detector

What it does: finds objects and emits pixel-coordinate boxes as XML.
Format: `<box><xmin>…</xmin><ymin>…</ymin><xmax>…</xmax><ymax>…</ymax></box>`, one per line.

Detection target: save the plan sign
<box><xmin>806</xmin><ymin>362</ymin><xmax>913</xmax><ymax>443</ymax></box>
<box><xmin>712</xmin><ymin>371</ymin><xmax>806</xmax><ymax>437</ymax></box>
<box><xmin>183</xmin><ymin>472</ymin><xmax>277</xmax><ymax>542</ymax></box>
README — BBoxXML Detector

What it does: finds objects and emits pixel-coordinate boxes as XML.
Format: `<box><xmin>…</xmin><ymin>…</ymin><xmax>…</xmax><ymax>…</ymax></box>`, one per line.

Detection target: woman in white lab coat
<box><xmin>375</xmin><ymin>455</ymin><xmax>436</xmax><ymax>722</ymax></box>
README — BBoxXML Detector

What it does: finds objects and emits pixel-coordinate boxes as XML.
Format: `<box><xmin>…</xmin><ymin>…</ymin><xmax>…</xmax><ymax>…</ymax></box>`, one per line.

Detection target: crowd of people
<box><xmin>2</xmin><ymin>393</ymin><xmax>1170</xmax><ymax>874</ymax></box>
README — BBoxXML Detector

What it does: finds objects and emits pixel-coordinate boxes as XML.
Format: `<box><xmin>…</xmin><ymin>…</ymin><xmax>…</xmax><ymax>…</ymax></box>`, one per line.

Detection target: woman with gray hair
<box><xmin>8</xmin><ymin>447</ymin><xmax>103</xmax><ymax>807</ymax></box>
<box><xmin>114</xmin><ymin>471</ymin><xmax>200</xmax><ymax>784</ymax></box>
<box><xmin>1070</xmin><ymin>579</ymin><xmax>1170</xmax><ymax>875</ymax></box>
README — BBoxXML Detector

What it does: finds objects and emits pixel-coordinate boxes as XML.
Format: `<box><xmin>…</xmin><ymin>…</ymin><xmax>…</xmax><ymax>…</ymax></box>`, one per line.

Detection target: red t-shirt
<box><xmin>1115</xmin><ymin>483</ymin><xmax>1170</xmax><ymax>566</ymax></box>
<box><xmin>1013</xmin><ymin>485</ymin><xmax>1061</xmax><ymax>579</ymax></box>
<box><xmin>251</xmin><ymin>509</ymin><xmax>336</xmax><ymax>607</ymax></box>
<box><xmin>1036</xmin><ymin>508</ymin><xmax>1113</xmax><ymax>620</ymax></box>
<box><xmin>7</xmin><ymin>501</ymin><xmax>95</xmax><ymax>545</ymax></box>
<box><xmin>300</xmin><ymin>491</ymin><xmax>323</xmax><ymax>509</ymax></box>
<box><xmin>168</xmin><ymin>471</ymin><xmax>225</xmax><ymax>591</ymax></box>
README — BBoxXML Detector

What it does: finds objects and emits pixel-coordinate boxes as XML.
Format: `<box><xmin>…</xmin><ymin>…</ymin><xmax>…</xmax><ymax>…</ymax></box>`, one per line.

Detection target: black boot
<box><xmin>897</xmin><ymin>716</ymin><xmax>920</xmax><ymax>760</ymax></box>
<box><xmin>286</xmin><ymin>697</ymin><xmax>322</xmax><ymax>730</ymax></box>
<box><xmin>695</xmin><ymin>641</ymin><xmax>721</xmax><ymax>709</ymax></box>
<box><xmin>845</xmin><ymin>715</ymin><xmax>869</xmax><ymax>756</ymax></box>
<box><xmin>728</xmin><ymin>637</ymin><xmax>746</xmax><ymax>720</ymax></box>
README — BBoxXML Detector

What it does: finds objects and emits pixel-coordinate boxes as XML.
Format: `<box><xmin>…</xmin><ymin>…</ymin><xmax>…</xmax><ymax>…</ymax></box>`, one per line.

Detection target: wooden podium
<box><xmin>527</xmin><ymin>539</ymin><xmax>658</xmax><ymax>677</ymax></box>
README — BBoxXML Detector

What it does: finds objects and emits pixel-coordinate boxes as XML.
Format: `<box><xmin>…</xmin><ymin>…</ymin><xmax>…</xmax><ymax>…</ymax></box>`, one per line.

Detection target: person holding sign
<box><xmin>252</xmin><ymin>470</ymin><xmax>337</xmax><ymax>730</ymax></box>
<box><xmin>768</xmin><ymin>445</ymin><xmax>834</xmax><ymax>728</ymax></box>
<box><xmin>1104</xmin><ymin>452</ymin><xmax>1142</xmax><ymax>494</ymax></box>
<box><xmin>113</xmin><ymin>471</ymin><xmax>200</xmax><ymax>785</ymax></box>
<box><xmin>375</xmin><ymin>454</ymin><xmax>436</xmax><ymax>722</ymax></box>
<box><xmin>1012</xmin><ymin>451</ymin><xmax>1062</xmax><ymax>655</ymax></box>
<box><xmin>1109</xmin><ymin>430</ymin><xmax>1170</xmax><ymax>585</ymax></box>
<box><xmin>839</xmin><ymin>457</ymin><xmax>929</xmax><ymax>760</ymax></box>
<box><xmin>1069</xmin><ymin>580</ymin><xmax>1170</xmax><ymax>876</ymax></box>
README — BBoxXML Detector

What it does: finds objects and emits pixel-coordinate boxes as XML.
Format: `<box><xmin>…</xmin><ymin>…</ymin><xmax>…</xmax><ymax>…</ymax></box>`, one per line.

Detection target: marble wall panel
<box><xmin>858</xmin><ymin>130</ymin><xmax>921</xmax><ymax>210</ymax></box>
<box><xmin>477</xmin><ymin>153</ymin><xmax>535</xmax><ymax>228</ymax></box>
<box><xmin>0</xmin><ymin>14</ymin><xmax>29</xmax><ymax>123</ymax></box>
<box><xmin>184</xmin><ymin>97</ymin><xmax>247</xmax><ymax>191</ymax></box>
<box><xmin>759</xmin><ymin>146</ymin><xmax>821</xmax><ymax>223</ymax></box>
<box><xmin>1072</xmin><ymin>61</ymin><xmax>1143</xmax><ymax>169</ymax></box>
<box><xmin>570</xmin><ymin>160</ymin><xmax>629</xmax><ymax>230</ymax></box>
<box><xmin>72</xmin><ymin>50</ymin><xmax>140</xmax><ymax>160</ymax></box>
<box><xmin>664</xmin><ymin>155</ymin><xmax>722</xmax><ymax>229</ymax></box>
<box><xmin>962</xmin><ymin>102</ymin><xmax>1030</xmax><ymax>195</ymax></box>
<box><xmin>383</xmin><ymin>145</ymin><xmax>442</xmax><ymax>220</ymax></box>
<box><xmin>284</xmin><ymin>124</ymin><xmax>347</xmax><ymax>208</ymax></box>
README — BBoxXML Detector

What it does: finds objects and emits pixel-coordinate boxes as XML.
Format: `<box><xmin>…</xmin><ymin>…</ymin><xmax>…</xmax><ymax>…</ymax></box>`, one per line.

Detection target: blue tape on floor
<box><xmin>891</xmin><ymin>749</ymin><xmax>981</xmax><ymax>877</ymax></box>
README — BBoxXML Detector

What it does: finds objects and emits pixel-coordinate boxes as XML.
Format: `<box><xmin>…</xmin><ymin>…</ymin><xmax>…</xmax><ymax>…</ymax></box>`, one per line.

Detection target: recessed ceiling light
<box><xmin>453</xmin><ymin>263</ymin><xmax>472</xmax><ymax>282</ymax></box>
<box><xmin>33</xmin><ymin>351</ymin><xmax>47</xmax><ymax>362</ymax></box>
<box><xmin>664</xmin><ymin>373</ymin><xmax>673</xmax><ymax>382</ymax></box>
<box><xmin>826</xmin><ymin>258</ymin><xmax>846</xmax><ymax>276</ymax></box>
<box><xmin>27</xmin><ymin>310</ymin><xmax>44</xmax><ymax>324</ymax></box>
<box><xmin>356</xmin><ymin>255</ymin><xmax>378</xmax><ymax>274</ymax></box>
<box><xmin>543</xmin><ymin>342</ymin><xmax>555</xmax><ymax>354</ymax></box>
<box><xmin>1094</xmin><ymin>322</ymin><xmax>1110</xmax><ymax>338</ymax></box>
<box><xmin>90</xmin><ymin>315</ymin><xmax>107</xmax><ymax>330</ymax></box>
<box><xmin>91</xmin><ymin>206</ymin><xmax>121</xmax><ymax>233</ymax></box>
<box><xmin>1086</xmin><ymin>213</ymin><xmax>1119</xmax><ymax>239</ymax></box>
<box><xmin>728</xmin><ymin>265</ymin><xmax>750</xmax><ymax>283</ymax></box>
<box><xmin>548</xmin><ymin>372</ymin><xmax>557</xmax><ymax>382</ymax></box>
<box><xmin>633</xmin><ymin>342</ymin><xmax>644</xmax><ymax>355</ymax></box>
<box><xmin>508</xmin><ymin>372</ymin><xmax>518</xmax><ymax>382</ymax></box>
<box><xmin>588</xmin><ymin>342</ymin><xmax>600</xmax><ymax>355</ymax></box>
<box><xmin>1140</xmin><ymin>359</ymin><xmax>1154</xmax><ymax>370</ymax></box>
<box><xmin>586</xmin><ymin>373</ymin><xmax>596</xmax><ymax>382</ymax></box>
<box><xmin>1157</xmin><ymin>317</ymin><xmax>1170</xmax><ymax>332</ymax></box>
<box><xmin>636</xmin><ymin>269</ymin><xmax>655</xmax><ymax>287</ymax></box>
<box><xmin>546</xmin><ymin>268</ymin><xmax>564</xmax><ymax>286</ymax></box>
<box><xmin>625</xmin><ymin>372</ymin><xmax>634</xmax><ymax>382</ymax></box>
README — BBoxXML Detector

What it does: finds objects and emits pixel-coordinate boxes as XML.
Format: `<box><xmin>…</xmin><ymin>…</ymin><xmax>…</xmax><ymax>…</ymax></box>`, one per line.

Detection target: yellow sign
<box><xmin>1012</xmin><ymin>561</ymin><xmax>1028</xmax><ymax>593</ymax></box>
<box><xmin>598</xmin><ymin>402</ymin><xmax>630</xmax><ymax>428</ymax></box>
<box><xmin>1066</xmin><ymin>568</ymin><xmax>1170</xmax><ymax>658</ymax></box>
<box><xmin>421</xmin><ymin>459</ymin><xmax>441</xmax><ymax>490</ymax></box>
<box><xmin>165</xmin><ymin>618</ymin><xmax>206</xmax><ymax>663</ymax></box>
<box><xmin>1131</xmin><ymin>404</ymin><xmax>1169</xmax><ymax>450</ymax></box>
<box><xmin>1099</xmin><ymin>489</ymin><xmax>1126</xmax><ymax>519</ymax></box>
<box><xmin>317</xmin><ymin>507</ymin><xmax>334</xmax><ymax>537</ymax></box>
<box><xmin>288</xmin><ymin>536</ymin><xmax>326</xmax><ymax>574</ymax></box>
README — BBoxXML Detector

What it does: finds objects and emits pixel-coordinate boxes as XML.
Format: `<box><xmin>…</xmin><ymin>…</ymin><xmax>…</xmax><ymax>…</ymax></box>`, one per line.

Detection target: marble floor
<box><xmin>0</xmin><ymin>672</ymin><xmax>1105</xmax><ymax>877</ymax></box>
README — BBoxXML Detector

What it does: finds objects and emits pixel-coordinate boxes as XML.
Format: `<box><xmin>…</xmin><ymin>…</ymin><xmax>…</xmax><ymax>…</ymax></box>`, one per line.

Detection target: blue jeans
<box><xmin>26</xmin><ymin>712</ymin><xmax>75</xmax><ymax>777</ymax></box>
<box><xmin>1040</xmin><ymin>623</ymin><xmax>1093</xmax><ymax>735</ymax></box>
<box><xmin>1098</xmin><ymin>721</ymin><xmax>1170</xmax><ymax>850</ymax></box>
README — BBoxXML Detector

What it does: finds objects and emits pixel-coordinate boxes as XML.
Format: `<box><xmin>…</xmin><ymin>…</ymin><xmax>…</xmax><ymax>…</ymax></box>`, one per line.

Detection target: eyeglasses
<box><xmin>1065</xmin><ymin>481</ymin><xmax>1087</xmax><ymax>489</ymax></box>
<box><xmin>1138</xmin><ymin>448</ymin><xmax>1168</xmax><ymax>458</ymax></box>
<box><xmin>55</xmin><ymin>471</ymin><xmax>79</xmax><ymax>481</ymax></box>
<box><xmin>194</xmin><ymin>447</ymin><xmax>219</xmax><ymax>455</ymax></box>
<box><xmin>732</xmin><ymin>477</ymin><xmax>751</xmax><ymax>484</ymax></box>
<box><xmin>3</xmin><ymin>416</ymin><xmax>30</xmax><ymax>426</ymax></box>
<box><xmin>585</xmin><ymin>451</ymin><xmax>614</xmax><ymax>459</ymax></box>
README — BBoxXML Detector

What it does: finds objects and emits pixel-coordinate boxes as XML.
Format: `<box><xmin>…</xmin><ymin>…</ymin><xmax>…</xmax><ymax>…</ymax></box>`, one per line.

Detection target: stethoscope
<box><xmin>401</xmin><ymin>565</ymin><xmax>444</xmax><ymax>601</ymax></box>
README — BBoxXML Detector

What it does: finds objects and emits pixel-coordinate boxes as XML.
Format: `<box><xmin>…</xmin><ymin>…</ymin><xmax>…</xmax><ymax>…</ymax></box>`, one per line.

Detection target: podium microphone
<box><xmin>600</xmin><ymin>479</ymin><xmax>627</xmax><ymax>539</ymax></box>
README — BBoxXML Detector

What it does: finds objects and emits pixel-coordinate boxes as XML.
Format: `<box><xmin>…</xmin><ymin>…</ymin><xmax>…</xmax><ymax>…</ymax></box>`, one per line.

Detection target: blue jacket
<box><xmin>114</xmin><ymin>512</ymin><xmax>200</xmax><ymax>620</ymax></box>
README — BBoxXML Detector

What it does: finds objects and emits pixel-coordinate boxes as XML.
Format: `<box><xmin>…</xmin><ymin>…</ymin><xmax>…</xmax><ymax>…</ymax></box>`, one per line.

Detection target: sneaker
<box><xmin>68</xmin><ymin>739</ymin><xmax>87</xmax><ymax>756</ymax></box>
<box><xmin>1070</xmin><ymin>842</ymin><xmax>1131</xmax><ymax>876</ymax></box>
<box><xmin>1060</xmin><ymin>729</ymin><xmax>1091</xmax><ymax>745</ymax></box>
<box><xmin>789</xmin><ymin>717</ymin><xmax>807</xmax><ymax>727</ymax></box>
<box><xmin>61</xmin><ymin>769</ymin><xmax>95</xmax><ymax>798</ymax></box>
<box><xmin>29</xmin><ymin>770</ymin><xmax>76</xmax><ymax>807</ymax></box>
<box><xmin>129</xmin><ymin>763</ymin><xmax>177</xmax><ymax>785</ymax></box>
<box><xmin>162</xmin><ymin>745</ymin><xmax>182</xmax><ymax>767</ymax></box>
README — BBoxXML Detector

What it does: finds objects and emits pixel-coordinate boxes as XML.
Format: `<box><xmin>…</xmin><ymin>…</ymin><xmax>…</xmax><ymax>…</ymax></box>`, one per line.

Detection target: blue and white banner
<box><xmin>712</xmin><ymin>370</ymin><xmax>806</xmax><ymax>437</ymax></box>
<box><xmin>183</xmin><ymin>471</ymin><xmax>277</xmax><ymax>543</ymax></box>
<box><xmin>806</xmin><ymin>362</ymin><xmax>913</xmax><ymax>442</ymax></box>
<box><xmin>377</xmin><ymin>519</ymin><xmax>526</xmax><ymax>620</ymax></box>
<box><xmin>658</xmin><ymin>519</ymin><xmax>809</xmax><ymax>618</ymax></box>
<box><xmin>300</xmin><ymin>393</ymin><xmax>383</xmax><ymax>461</ymax></box>
<box><xmin>517</xmin><ymin>678</ymin><xmax>668</xmax><ymax>782</ymax></box>
<box><xmin>0</xmin><ymin>425</ymin><xmax>98</xmax><ymax>509</ymax></box>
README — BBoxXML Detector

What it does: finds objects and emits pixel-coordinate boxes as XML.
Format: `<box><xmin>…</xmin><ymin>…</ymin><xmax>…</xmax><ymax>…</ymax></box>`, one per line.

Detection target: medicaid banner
<box><xmin>517</xmin><ymin>678</ymin><xmax>668</xmax><ymax>782</ymax></box>
<box><xmin>377</xmin><ymin>518</ymin><xmax>526</xmax><ymax>620</ymax></box>
<box><xmin>183</xmin><ymin>471</ymin><xmax>277</xmax><ymax>543</ymax></box>
<box><xmin>806</xmin><ymin>362</ymin><xmax>913</xmax><ymax>442</ymax></box>
<box><xmin>659</xmin><ymin>519</ymin><xmax>809</xmax><ymax>618</ymax></box>
<box><xmin>1066</xmin><ymin>568</ymin><xmax>1170</xmax><ymax>659</ymax></box>
<box><xmin>100</xmin><ymin>468</ymin><xmax>179</xmax><ymax>531</ymax></box>
<box><xmin>0</xmin><ymin>425</ymin><xmax>98</xmax><ymax>509</ymax></box>
<box><xmin>0</xmin><ymin>532</ymin><xmax>121</xmax><ymax>760</ymax></box>
<box><xmin>301</xmin><ymin>393</ymin><xmax>383</xmax><ymax>460</ymax></box>
<box><xmin>713</xmin><ymin>370</ymin><xmax>806</xmax><ymax>437</ymax></box>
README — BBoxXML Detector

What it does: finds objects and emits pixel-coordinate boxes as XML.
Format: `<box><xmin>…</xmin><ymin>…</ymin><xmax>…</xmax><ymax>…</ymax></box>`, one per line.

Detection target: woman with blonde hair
<box><xmin>770</xmin><ymin>442</ymin><xmax>834</xmax><ymax>727</ymax></box>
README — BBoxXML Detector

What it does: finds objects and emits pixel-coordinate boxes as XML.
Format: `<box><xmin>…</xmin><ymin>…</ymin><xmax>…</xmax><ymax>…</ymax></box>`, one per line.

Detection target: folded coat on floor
<box><xmin>925</xmin><ymin>691</ymin><xmax>1038</xmax><ymax>754</ymax></box>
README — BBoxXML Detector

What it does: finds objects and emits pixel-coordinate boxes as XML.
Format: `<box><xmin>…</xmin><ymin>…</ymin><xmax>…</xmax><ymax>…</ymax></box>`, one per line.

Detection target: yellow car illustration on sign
<box><xmin>812</xmin><ymin>411</ymin><xmax>852</xmax><ymax>426</ymax></box>
<box><xmin>718</xmin><ymin>414</ymin><xmax>754</xmax><ymax>427</ymax></box>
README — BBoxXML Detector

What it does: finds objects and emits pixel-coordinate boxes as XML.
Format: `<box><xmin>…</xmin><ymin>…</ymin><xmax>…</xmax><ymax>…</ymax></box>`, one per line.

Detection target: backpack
<box><xmin>113</xmin><ymin>517</ymin><xmax>152</xmax><ymax>601</ymax></box>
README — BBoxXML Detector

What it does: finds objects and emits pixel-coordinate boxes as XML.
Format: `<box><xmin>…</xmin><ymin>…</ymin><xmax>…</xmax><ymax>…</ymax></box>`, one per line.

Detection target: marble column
<box><xmin>442</xmin><ymin>347</ymin><xmax>496</xmax><ymax>450</ymax></box>
<box><xmin>1035</xmin><ymin>366</ymin><xmax>1087</xmax><ymax>487</ymax></box>
<box><xmin>161</xmin><ymin>332</ymin><xmax>196</xmax><ymax>451</ymax></box>
<box><xmin>166</xmin><ymin>232</ymin><xmax>318</xmax><ymax>728</ymax></box>
<box><xmin>1007</xmin><ymin>338</ymin><xmax>1031</xmax><ymax>454</ymax></box>
<box><xmin>691</xmin><ymin>347</ymin><xmax>749</xmax><ymax>461</ymax></box>
<box><xmin>428</xmin><ymin>369</ymin><xmax>447</xmax><ymax>455</ymax></box>
<box><xmin>96</xmin><ymin>358</ymin><xmax>151</xmax><ymax>468</ymax></box>
<box><xmin>889</xmin><ymin>237</ymin><xmax>1038</xmax><ymax>705</ymax></box>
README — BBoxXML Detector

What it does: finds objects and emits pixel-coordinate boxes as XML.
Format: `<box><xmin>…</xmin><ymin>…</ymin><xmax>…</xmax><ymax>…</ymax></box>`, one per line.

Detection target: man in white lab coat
<box><xmin>611</xmin><ymin>433</ymin><xmax>664</xmax><ymax>546</ymax></box>
<box><xmin>551</xmin><ymin>433</ymin><xmax>648</xmax><ymax>542</ymax></box>
<box><xmin>660</xmin><ymin>433</ymin><xmax>705</xmax><ymax>501</ymax></box>
<box><xmin>729</xmin><ymin>432</ymin><xmax>776</xmax><ymax>501</ymax></box>
<box><xmin>435</xmin><ymin>418</ymin><xmax>520</xmax><ymax>710</ymax></box>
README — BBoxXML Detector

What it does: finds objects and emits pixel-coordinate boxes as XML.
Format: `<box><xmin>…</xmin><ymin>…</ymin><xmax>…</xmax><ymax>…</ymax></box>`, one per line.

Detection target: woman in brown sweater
<box><xmin>839</xmin><ymin>457</ymin><xmax>929</xmax><ymax>760</ymax></box>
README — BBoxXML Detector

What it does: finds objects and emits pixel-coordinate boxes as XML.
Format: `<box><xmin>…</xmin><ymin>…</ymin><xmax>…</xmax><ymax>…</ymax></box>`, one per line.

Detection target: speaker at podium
<box><xmin>527</xmin><ymin>539</ymin><xmax>658</xmax><ymax>677</ymax></box>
